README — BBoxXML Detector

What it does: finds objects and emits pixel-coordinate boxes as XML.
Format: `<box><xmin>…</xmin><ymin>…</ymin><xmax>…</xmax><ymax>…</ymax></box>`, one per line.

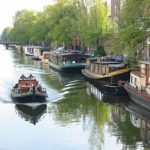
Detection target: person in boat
<box><xmin>20</xmin><ymin>74</ymin><xmax>27</xmax><ymax>80</ymax></box>
<box><xmin>28</xmin><ymin>74</ymin><xmax>35</xmax><ymax>79</ymax></box>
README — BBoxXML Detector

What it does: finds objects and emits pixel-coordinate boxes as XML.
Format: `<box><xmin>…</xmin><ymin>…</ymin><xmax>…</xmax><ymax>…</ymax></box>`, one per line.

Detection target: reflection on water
<box><xmin>15</xmin><ymin>103</ymin><xmax>47</xmax><ymax>125</ymax></box>
<box><xmin>85</xmin><ymin>79</ymin><xmax>146</xmax><ymax>149</ymax></box>
<box><xmin>0</xmin><ymin>46</ymin><xmax>149</xmax><ymax>150</ymax></box>
<box><xmin>87</xmin><ymin>82</ymin><xmax>103</xmax><ymax>100</ymax></box>
<box><xmin>125</xmin><ymin>101</ymin><xmax>150</xmax><ymax>149</ymax></box>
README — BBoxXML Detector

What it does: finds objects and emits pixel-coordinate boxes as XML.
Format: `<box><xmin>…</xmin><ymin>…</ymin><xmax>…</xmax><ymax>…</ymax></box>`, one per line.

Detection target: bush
<box><xmin>94</xmin><ymin>45</ymin><xmax>106</xmax><ymax>56</ymax></box>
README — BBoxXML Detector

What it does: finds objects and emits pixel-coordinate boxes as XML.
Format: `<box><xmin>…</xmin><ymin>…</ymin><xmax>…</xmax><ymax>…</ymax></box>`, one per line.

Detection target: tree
<box><xmin>44</xmin><ymin>0</ymin><xmax>78</xmax><ymax>48</ymax></box>
<box><xmin>12</xmin><ymin>10</ymin><xmax>36</xmax><ymax>44</ymax></box>
<box><xmin>86</xmin><ymin>0</ymin><xmax>109</xmax><ymax>50</ymax></box>
<box><xmin>112</xmin><ymin>0</ymin><xmax>150</xmax><ymax>62</ymax></box>
<box><xmin>94</xmin><ymin>45</ymin><xmax>106</xmax><ymax>56</ymax></box>
<box><xmin>0</xmin><ymin>27</ymin><xmax>12</xmax><ymax>42</ymax></box>
<box><xmin>30</xmin><ymin>12</ymin><xmax>50</xmax><ymax>46</ymax></box>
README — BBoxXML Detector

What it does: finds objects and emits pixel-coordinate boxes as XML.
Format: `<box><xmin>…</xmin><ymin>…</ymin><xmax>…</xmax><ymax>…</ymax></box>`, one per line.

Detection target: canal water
<box><xmin>0</xmin><ymin>45</ymin><xmax>149</xmax><ymax>150</ymax></box>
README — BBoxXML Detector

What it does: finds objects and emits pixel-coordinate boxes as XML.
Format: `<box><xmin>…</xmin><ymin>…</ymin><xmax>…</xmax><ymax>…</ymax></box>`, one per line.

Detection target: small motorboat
<box><xmin>11</xmin><ymin>74</ymin><xmax>48</xmax><ymax>103</ymax></box>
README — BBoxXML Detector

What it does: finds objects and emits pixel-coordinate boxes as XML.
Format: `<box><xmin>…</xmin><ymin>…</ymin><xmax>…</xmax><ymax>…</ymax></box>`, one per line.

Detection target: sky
<box><xmin>0</xmin><ymin>0</ymin><xmax>55</xmax><ymax>34</ymax></box>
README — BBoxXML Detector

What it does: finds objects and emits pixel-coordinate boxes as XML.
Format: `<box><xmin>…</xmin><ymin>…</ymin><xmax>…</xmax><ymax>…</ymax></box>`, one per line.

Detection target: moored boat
<box><xmin>124</xmin><ymin>35</ymin><xmax>150</xmax><ymax>110</ymax></box>
<box><xmin>48</xmin><ymin>49</ymin><xmax>89</xmax><ymax>72</ymax></box>
<box><xmin>124</xmin><ymin>60</ymin><xmax>150</xmax><ymax>109</ymax></box>
<box><xmin>32</xmin><ymin>47</ymin><xmax>51</xmax><ymax>61</ymax></box>
<box><xmin>24</xmin><ymin>46</ymin><xmax>37</xmax><ymax>56</ymax></box>
<box><xmin>82</xmin><ymin>56</ymin><xmax>133</xmax><ymax>95</ymax></box>
<box><xmin>11</xmin><ymin>74</ymin><xmax>48</xmax><ymax>103</ymax></box>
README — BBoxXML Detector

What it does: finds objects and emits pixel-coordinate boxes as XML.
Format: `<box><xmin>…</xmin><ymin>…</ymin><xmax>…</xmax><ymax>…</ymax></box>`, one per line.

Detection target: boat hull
<box><xmin>88</xmin><ymin>82</ymin><xmax>130</xmax><ymax>103</ymax></box>
<box><xmin>11</xmin><ymin>91</ymin><xmax>47</xmax><ymax>103</ymax></box>
<box><xmin>100</xmin><ymin>84</ymin><xmax>127</xmax><ymax>95</ymax></box>
<box><xmin>49</xmin><ymin>61</ymin><xmax>86</xmax><ymax>72</ymax></box>
<box><xmin>82</xmin><ymin>69</ymin><xmax>130</xmax><ymax>82</ymax></box>
<box><xmin>87</xmin><ymin>79</ymin><xmax>127</xmax><ymax>95</ymax></box>
<box><xmin>124</xmin><ymin>82</ymin><xmax>150</xmax><ymax>109</ymax></box>
<box><xmin>82</xmin><ymin>69</ymin><xmax>130</xmax><ymax>95</ymax></box>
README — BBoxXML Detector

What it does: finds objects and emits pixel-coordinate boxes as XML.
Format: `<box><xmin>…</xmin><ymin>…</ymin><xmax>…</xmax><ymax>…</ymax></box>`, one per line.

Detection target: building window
<box><xmin>134</xmin><ymin>78</ymin><xmax>137</xmax><ymax>85</ymax></box>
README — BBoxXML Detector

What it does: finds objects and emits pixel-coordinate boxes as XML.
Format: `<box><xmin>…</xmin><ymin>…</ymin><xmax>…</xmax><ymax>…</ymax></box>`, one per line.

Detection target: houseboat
<box><xmin>32</xmin><ymin>47</ymin><xmax>50</xmax><ymax>61</ymax></box>
<box><xmin>39</xmin><ymin>51</ymin><xmax>50</xmax><ymax>63</ymax></box>
<box><xmin>48</xmin><ymin>50</ymin><xmax>89</xmax><ymax>71</ymax></box>
<box><xmin>124</xmin><ymin>60</ymin><xmax>150</xmax><ymax>109</ymax></box>
<box><xmin>82</xmin><ymin>56</ymin><xmax>133</xmax><ymax>95</ymax></box>
<box><xmin>11</xmin><ymin>74</ymin><xmax>48</xmax><ymax>103</ymax></box>
<box><xmin>124</xmin><ymin>36</ymin><xmax>150</xmax><ymax>109</ymax></box>
<box><xmin>24</xmin><ymin>46</ymin><xmax>37</xmax><ymax>56</ymax></box>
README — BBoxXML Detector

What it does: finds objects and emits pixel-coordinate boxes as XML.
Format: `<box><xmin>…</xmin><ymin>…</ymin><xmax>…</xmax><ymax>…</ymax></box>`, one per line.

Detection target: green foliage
<box><xmin>12</xmin><ymin>10</ymin><xmax>37</xmax><ymax>44</ymax></box>
<box><xmin>1</xmin><ymin>0</ymin><xmax>110</xmax><ymax>49</ymax></box>
<box><xmin>1</xmin><ymin>27</ymin><xmax>12</xmax><ymax>42</ymax></box>
<box><xmin>112</xmin><ymin>0</ymin><xmax>150</xmax><ymax>62</ymax></box>
<box><xmin>43</xmin><ymin>0</ymin><xmax>78</xmax><ymax>47</ymax></box>
<box><xmin>86</xmin><ymin>0</ymin><xmax>110</xmax><ymax>49</ymax></box>
<box><xmin>94</xmin><ymin>45</ymin><xmax>106</xmax><ymax>56</ymax></box>
<box><xmin>30</xmin><ymin>12</ymin><xmax>49</xmax><ymax>45</ymax></box>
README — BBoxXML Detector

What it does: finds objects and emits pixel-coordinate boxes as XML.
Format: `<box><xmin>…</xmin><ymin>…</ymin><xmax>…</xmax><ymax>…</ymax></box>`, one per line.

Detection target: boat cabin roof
<box><xmin>94</xmin><ymin>61</ymin><xmax>122</xmax><ymax>65</ymax></box>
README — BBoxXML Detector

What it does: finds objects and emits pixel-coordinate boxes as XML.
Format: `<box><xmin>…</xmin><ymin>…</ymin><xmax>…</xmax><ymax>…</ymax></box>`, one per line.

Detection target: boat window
<box><xmin>134</xmin><ymin>78</ymin><xmax>137</xmax><ymax>85</ymax></box>
<box><xmin>131</xmin><ymin>76</ymin><xmax>133</xmax><ymax>83</ymax></box>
